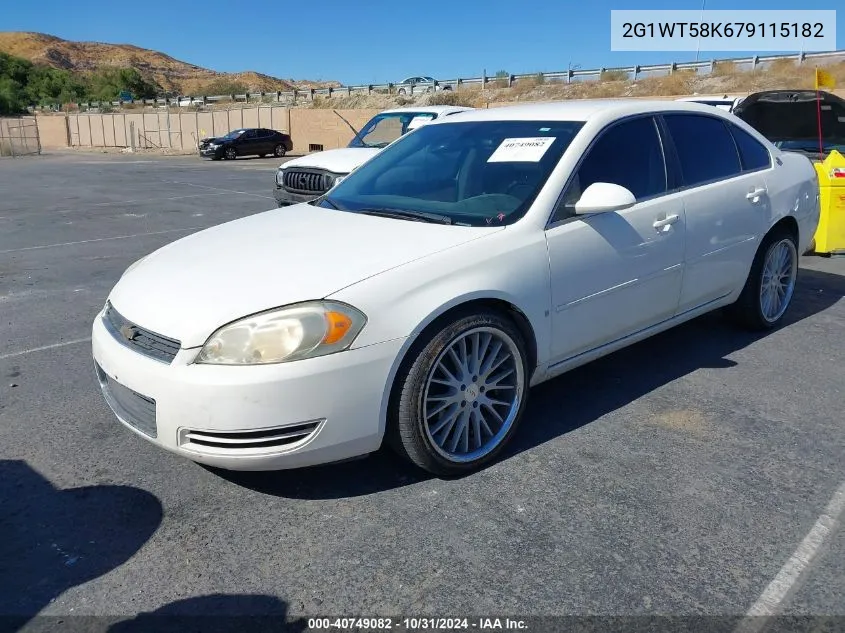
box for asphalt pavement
[1,151,843,630]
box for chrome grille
[282,169,328,194]
[179,421,322,451]
[95,363,157,438]
[103,303,181,364]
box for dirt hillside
[0,31,339,94]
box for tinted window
[663,114,741,186]
[321,120,584,226]
[727,123,771,171]
[561,116,667,213]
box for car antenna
[332,110,367,146]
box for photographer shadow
[0,460,162,630]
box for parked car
[93,100,819,476]
[396,76,453,95]
[199,128,293,160]
[675,96,744,112]
[273,105,472,207]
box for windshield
[219,129,246,140]
[320,119,585,226]
[347,112,437,148]
[774,139,845,155]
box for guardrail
[31,49,845,112]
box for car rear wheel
[388,309,529,476]
[224,147,237,160]
[274,144,286,157]
[398,88,406,95]
[726,227,798,330]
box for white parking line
[0,227,201,255]
[734,481,845,633]
[0,337,92,361]
[162,180,275,200]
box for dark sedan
[199,128,293,160]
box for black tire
[387,309,530,476]
[725,227,799,331]
[398,88,406,95]
[274,144,286,158]
[224,146,237,160]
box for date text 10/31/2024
[308,617,528,630]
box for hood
[732,90,845,144]
[108,205,501,347]
[280,147,381,174]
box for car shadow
[210,265,845,500]
[0,460,163,631]
[106,594,307,633]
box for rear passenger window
[560,116,667,214]
[663,114,742,187]
[727,123,771,171]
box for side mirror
[574,182,636,214]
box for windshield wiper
[309,195,345,210]
[358,208,454,224]
[332,110,370,147]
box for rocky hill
[0,31,339,95]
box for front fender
[332,228,552,374]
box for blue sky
[3,0,842,85]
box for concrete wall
[288,109,379,153]
[35,115,70,148]
[44,106,380,154]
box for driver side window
[553,116,668,222]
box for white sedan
[92,100,820,476]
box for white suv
[273,105,472,207]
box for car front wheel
[224,147,237,160]
[727,227,798,330]
[388,309,529,476]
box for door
[237,129,259,154]
[660,113,771,312]
[258,129,276,154]
[545,115,686,365]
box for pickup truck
[273,105,472,207]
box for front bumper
[273,187,322,207]
[199,146,222,158]
[91,309,406,471]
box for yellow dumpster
[813,149,845,255]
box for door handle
[653,214,680,230]
[746,187,767,202]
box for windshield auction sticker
[487,137,556,162]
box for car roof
[426,99,740,124]
[379,105,474,115]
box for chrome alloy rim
[760,238,797,323]
[422,327,525,463]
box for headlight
[321,174,347,189]
[209,143,220,149]
[195,301,367,365]
[276,169,285,186]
